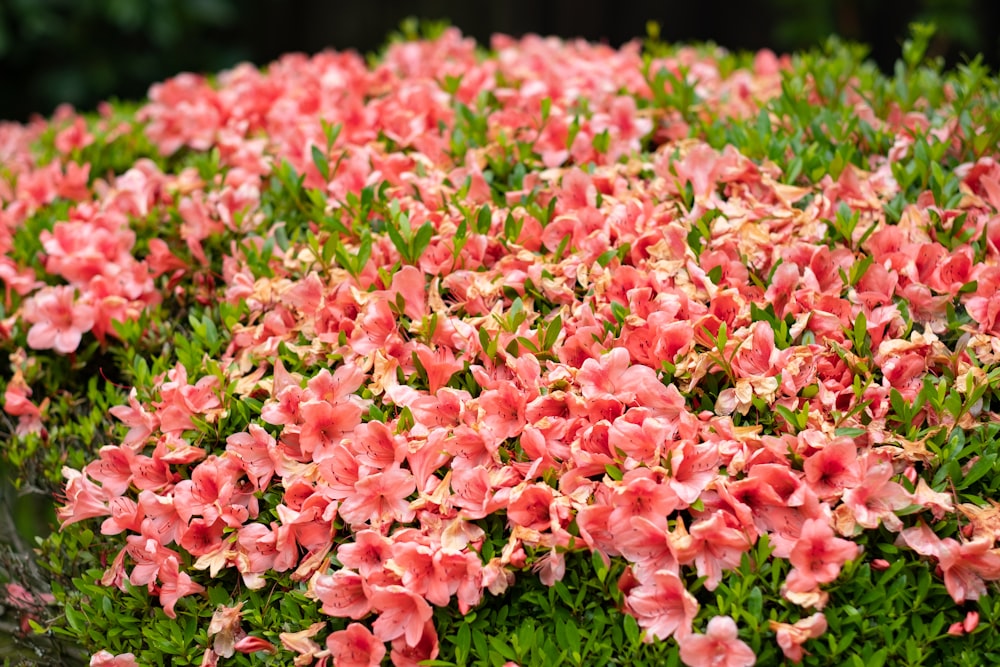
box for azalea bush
[2,19,1000,667]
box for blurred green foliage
[0,0,249,121]
[0,0,996,122]
[769,0,987,60]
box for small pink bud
[871,559,891,571]
[947,622,964,636]
[964,611,979,633]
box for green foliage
[0,0,248,121]
[3,18,1000,667]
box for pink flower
[207,603,244,658]
[389,264,428,321]
[55,116,95,154]
[349,420,403,469]
[58,468,110,528]
[678,616,755,667]
[390,618,439,667]
[623,569,698,641]
[85,445,136,497]
[964,610,980,633]
[786,518,859,591]
[3,372,43,436]
[311,569,372,619]
[108,388,158,449]
[138,490,185,546]
[840,458,911,531]
[23,285,95,354]
[233,635,277,655]
[338,530,394,578]
[369,584,434,647]
[414,343,464,393]
[688,511,751,591]
[279,621,327,666]
[157,555,205,619]
[226,424,279,490]
[122,535,181,587]
[577,347,634,401]
[897,524,1000,602]
[802,440,860,499]
[326,623,385,667]
[607,412,674,466]
[769,613,827,663]
[89,651,139,667]
[101,496,143,535]
[477,382,528,443]
[608,468,679,528]
[338,465,416,527]
[507,483,556,532]
[298,398,362,455]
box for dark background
[0,0,997,122]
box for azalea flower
[840,458,911,531]
[623,569,698,641]
[157,555,205,619]
[368,584,434,647]
[769,613,827,663]
[897,524,1000,602]
[89,651,139,667]
[688,510,752,590]
[23,285,95,354]
[226,424,279,490]
[786,518,859,591]
[338,530,394,577]
[678,615,755,667]
[802,439,861,499]
[310,568,372,619]
[3,370,44,435]
[390,618,440,667]
[58,467,110,528]
[325,623,385,667]
[207,602,244,658]
[338,464,416,527]
[279,621,329,667]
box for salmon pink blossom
[338,464,416,527]
[157,555,206,619]
[678,615,755,667]
[89,651,139,667]
[369,584,434,646]
[390,618,440,667]
[770,613,827,663]
[311,568,372,619]
[23,285,95,354]
[623,569,698,641]
[325,623,385,667]
[786,518,860,592]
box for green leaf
[543,314,562,351]
[456,622,471,663]
[311,144,329,181]
[475,205,492,235]
[413,221,434,260]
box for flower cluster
[3,24,1000,667]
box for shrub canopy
[2,22,1000,667]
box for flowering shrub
[2,20,1000,667]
